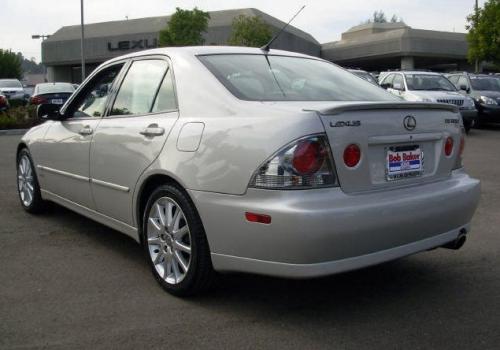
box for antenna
[261,5,306,52]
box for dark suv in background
[446,73,500,125]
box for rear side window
[111,60,168,116]
[199,54,398,102]
[151,69,177,112]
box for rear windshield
[36,83,75,94]
[0,80,22,88]
[199,54,397,101]
[470,76,500,91]
[405,74,456,91]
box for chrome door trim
[91,178,130,193]
[37,165,130,193]
[37,165,90,182]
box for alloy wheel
[147,197,192,285]
[18,155,34,207]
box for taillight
[444,136,454,157]
[292,140,326,175]
[343,144,361,168]
[30,96,47,105]
[249,134,338,189]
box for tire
[142,184,215,296]
[464,121,471,134]
[16,148,46,213]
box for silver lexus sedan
[16,47,480,296]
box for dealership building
[42,8,471,83]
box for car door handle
[140,125,165,137]
[78,126,93,136]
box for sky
[0,0,486,63]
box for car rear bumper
[189,169,480,278]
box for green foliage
[0,105,39,130]
[466,0,500,66]
[363,10,402,24]
[159,7,210,46]
[228,15,273,47]
[0,49,23,79]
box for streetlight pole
[80,0,86,82]
[474,0,479,73]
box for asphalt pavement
[0,126,499,349]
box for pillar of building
[400,56,415,70]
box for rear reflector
[343,144,361,167]
[245,212,272,224]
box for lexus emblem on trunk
[403,116,417,131]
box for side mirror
[380,83,391,89]
[37,104,64,120]
[459,84,468,91]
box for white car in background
[380,71,477,132]
[0,79,26,103]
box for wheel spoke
[147,235,162,246]
[171,257,180,282]
[173,225,188,240]
[174,251,189,272]
[148,217,162,234]
[153,252,164,265]
[166,201,174,227]
[26,183,34,192]
[171,209,181,231]
[155,203,166,227]
[173,239,191,254]
[164,260,172,279]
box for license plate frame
[386,145,423,181]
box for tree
[466,0,500,67]
[0,49,22,79]
[159,7,210,46]
[228,15,273,47]
[363,11,402,24]
[373,10,387,23]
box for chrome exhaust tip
[442,228,467,250]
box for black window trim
[104,54,179,119]
[60,60,128,120]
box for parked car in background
[380,71,477,132]
[17,47,480,296]
[446,73,500,125]
[348,69,379,85]
[0,79,26,104]
[29,82,76,115]
[0,93,9,111]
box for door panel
[90,58,178,225]
[90,113,177,224]
[39,64,125,207]
[38,119,100,208]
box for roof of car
[104,46,319,65]
[384,71,442,75]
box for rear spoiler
[304,102,459,115]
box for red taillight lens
[249,135,338,189]
[30,96,47,105]
[292,140,325,175]
[444,137,454,156]
[343,144,361,167]
[245,212,271,224]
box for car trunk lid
[306,102,462,193]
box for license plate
[386,146,423,180]
[51,99,63,104]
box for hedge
[0,105,41,130]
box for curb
[0,129,28,136]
